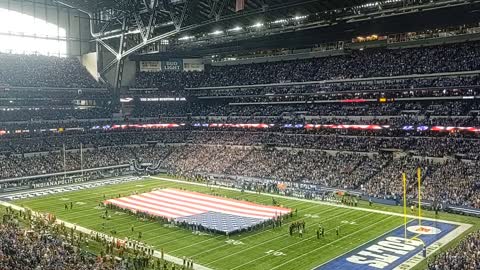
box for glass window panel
[0,8,67,56]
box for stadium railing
[447,206,480,217]
[184,70,480,91]
[0,164,131,192]
[176,170,480,217]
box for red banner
[236,0,245,12]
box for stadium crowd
[2,99,479,122]
[1,143,479,209]
[0,108,114,122]
[1,129,480,157]
[0,43,480,123]
[135,41,480,88]
[127,99,480,125]
[427,230,480,270]
[0,222,122,270]
[0,40,479,269]
[179,76,480,97]
[0,53,103,88]
[0,145,173,179]
[159,145,480,208]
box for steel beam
[100,57,118,76]
[133,12,146,39]
[97,39,118,58]
[207,0,227,20]
[144,0,160,40]
[113,16,129,94]
[96,41,105,83]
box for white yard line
[313,221,408,270]
[169,200,310,253]
[266,215,398,270]
[198,206,354,264]
[151,176,468,226]
[206,210,375,268]
[39,188,304,230]
[9,180,172,223]
[151,176,474,270]
[3,175,473,270]
[0,201,213,270]
[392,222,472,270]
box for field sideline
[12,175,477,270]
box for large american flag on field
[104,188,291,220]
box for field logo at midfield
[316,220,457,270]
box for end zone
[315,219,471,270]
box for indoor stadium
[0,0,479,269]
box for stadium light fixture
[228,26,243,32]
[293,15,307,20]
[272,19,288,24]
[252,22,263,28]
[178,36,194,41]
[210,30,224,35]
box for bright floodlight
[211,30,224,35]
[179,36,193,40]
[229,26,242,32]
[272,19,288,24]
[293,15,307,20]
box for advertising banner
[162,59,183,71]
[140,61,161,72]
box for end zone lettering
[346,237,423,269]
[316,220,457,270]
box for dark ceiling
[58,0,444,32]
[55,0,480,59]
[132,2,480,59]
[57,0,386,21]
[212,3,480,53]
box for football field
[12,176,471,270]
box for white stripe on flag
[106,199,179,218]
[161,189,290,214]
[130,195,204,216]
[144,192,272,219]
[118,197,196,217]
[153,191,274,218]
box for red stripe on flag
[104,188,292,220]
[130,195,204,216]
[116,197,196,217]
[105,199,179,218]
[162,188,291,213]
[146,191,274,219]
[155,191,280,218]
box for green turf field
[12,176,479,270]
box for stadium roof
[58,0,480,33]
[57,0,398,21]
[54,0,480,86]
[57,0,480,53]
